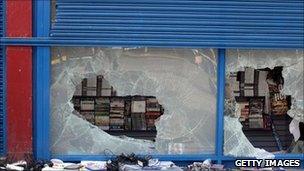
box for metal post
[215,49,226,163]
[33,0,51,160]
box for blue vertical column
[33,0,51,160]
[215,49,226,163]
[0,0,7,156]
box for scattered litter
[81,161,107,170]
[5,164,24,171]
[50,159,64,169]
[187,159,227,171]
[202,159,212,168]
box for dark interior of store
[229,66,294,153]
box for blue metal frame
[8,0,301,168]
[0,0,7,156]
[33,0,51,160]
[215,49,225,164]
[50,49,230,164]
[0,38,302,49]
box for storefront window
[50,47,218,155]
[224,49,304,158]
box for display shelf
[72,91,163,141]
[105,130,156,133]
[79,110,95,112]
[242,127,272,131]
[72,95,156,98]
[105,130,157,141]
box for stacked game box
[80,99,95,111]
[95,97,110,130]
[238,102,250,122]
[271,93,289,115]
[109,98,125,130]
[145,97,162,130]
[248,98,264,129]
[82,77,97,96]
[124,97,132,130]
[80,98,95,124]
[97,75,113,96]
[131,98,146,130]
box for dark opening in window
[71,75,164,141]
[228,66,295,153]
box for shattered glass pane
[51,47,218,155]
[224,49,304,158]
[71,75,164,140]
[226,49,304,123]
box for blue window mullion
[33,0,51,160]
[216,49,226,163]
[0,0,7,156]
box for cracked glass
[51,47,218,155]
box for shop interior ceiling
[50,48,303,159]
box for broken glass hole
[71,75,164,141]
[227,66,295,153]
